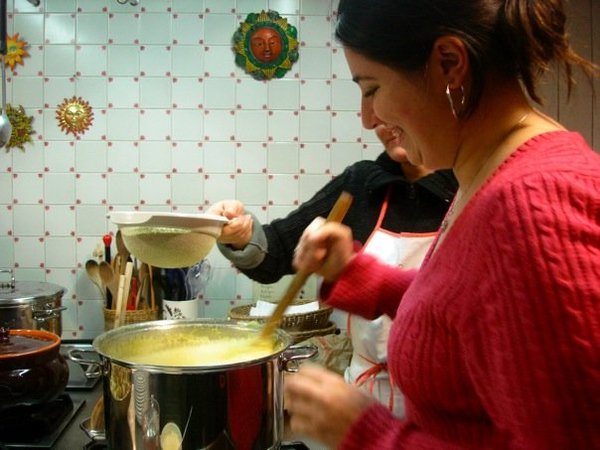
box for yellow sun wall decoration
[5,33,30,70]
[4,104,34,152]
[56,96,94,137]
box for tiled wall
[0,0,385,339]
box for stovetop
[82,442,312,450]
[0,394,85,449]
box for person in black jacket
[208,124,457,416]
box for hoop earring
[445,84,465,119]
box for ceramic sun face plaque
[233,10,299,81]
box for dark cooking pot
[0,327,69,412]
[0,269,67,336]
[93,319,317,450]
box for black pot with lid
[0,268,67,336]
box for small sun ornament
[56,96,94,137]
[4,104,34,152]
[5,33,30,71]
[233,10,299,81]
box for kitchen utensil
[260,191,353,341]
[0,327,69,412]
[115,230,130,275]
[0,269,67,335]
[92,319,317,450]
[85,259,105,298]
[109,211,228,268]
[103,234,113,307]
[0,0,11,149]
[99,260,118,302]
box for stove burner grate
[0,394,84,449]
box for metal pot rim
[93,318,293,374]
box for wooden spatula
[259,191,353,340]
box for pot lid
[0,281,66,306]
[0,327,59,357]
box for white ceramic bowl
[109,211,228,268]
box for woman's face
[345,48,455,170]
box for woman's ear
[430,36,469,89]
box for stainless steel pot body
[0,269,66,335]
[93,319,317,450]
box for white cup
[162,298,199,320]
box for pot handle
[33,305,68,323]
[279,344,318,373]
[67,348,103,379]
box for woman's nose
[360,97,383,130]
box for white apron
[343,189,436,417]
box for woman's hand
[292,219,356,283]
[207,200,253,249]
[284,363,376,449]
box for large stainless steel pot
[0,269,66,335]
[93,319,317,450]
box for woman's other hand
[207,200,253,249]
[284,363,375,449]
[292,218,356,283]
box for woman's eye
[363,87,378,98]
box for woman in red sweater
[284,0,600,449]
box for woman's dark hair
[335,0,598,116]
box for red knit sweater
[323,132,600,449]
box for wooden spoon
[85,260,106,299]
[99,261,118,306]
[259,191,353,341]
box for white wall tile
[13,204,45,236]
[139,173,171,205]
[107,172,140,204]
[107,141,139,172]
[204,77,236,109]
[139,13,172,45]
[13,13,45,44]
[235,109,267,141]
[107,45,141,76]
[46,204,77,236]
[75,77,108,107]
[139,141,171,172]
[139,109,172,140]
[44,173,76,204]
[235,173,267,204]
[202,46,233,77]
[13,172,44,204]
[203,172,236,205]
[267,173,298,204]
[0,173,12,203]
[298,47,331,79]
[300,78,330,110]
[46,0,77,13]
[235,141,266,173]
[75,173,107,204]
[267,142,298,173]
[235,78,267,109]
[77,13,109,45]
[268,110,298,141]
[172,46,204,76]
[203,141,236,173]
[14,236,45,268]
[172,142,203,173]
[74,205,106,236]
[236,0,268,14]
[172,0,205,14]
[78,0,109,13]
[12,77,44,107]
[12,45,43,77]
[205,0,235,14]
[171,109,204,140]
[0,238,15,268]
[172,77,203,108]
[107,77,139,107]
[105,108,140,140]
[268,0,300,15]
[299,143,329,174]
[203,109,234,141]
[299,173,332,202]
[45,13,76,44]
[45,236,78,267]
[171,173,204,205]
[300,0,331,15]
[172,14,204,45]
[139,77,172,108]
[299,110,330,142]
[108,13,139,45]
[331,78,359,111]
[204,14,237,45]
[45,78,77,108]
[267,78,299,109]
[330,142,363,175]
[76,45,108,76]
[139,45,171,76]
